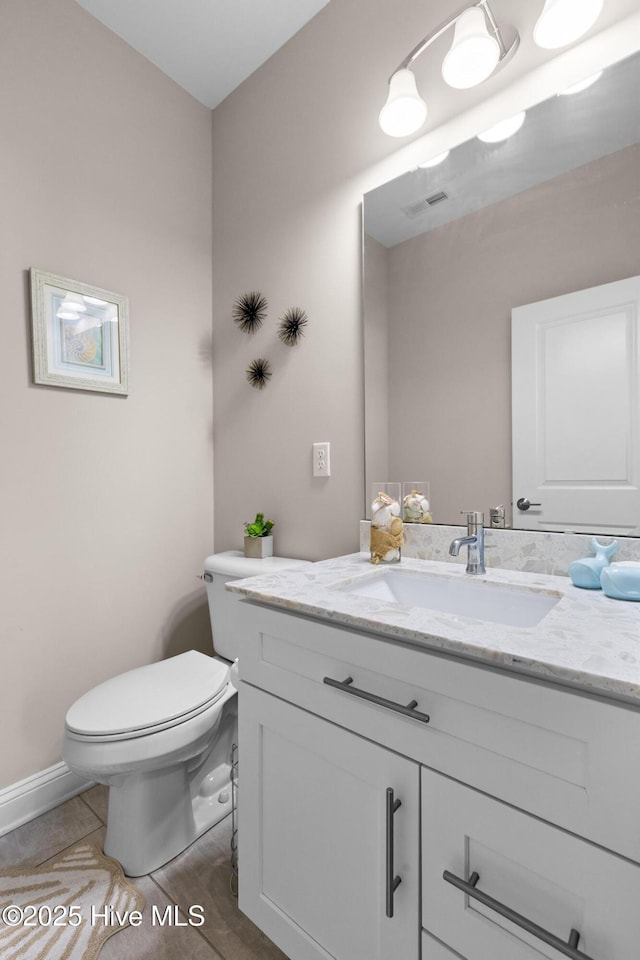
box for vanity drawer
[237,601,640,863]
[422,768,640,960]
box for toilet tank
[203,551,311,660]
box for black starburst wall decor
[278,306,308,346]
[233,291,268,334]
[246,357,272,390]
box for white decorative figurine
[403,489,432,524]
[370,491,403,563]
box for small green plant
[244,513,275,538]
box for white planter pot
[244,535,274,559]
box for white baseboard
[0,762,92,838]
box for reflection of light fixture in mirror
[378,1,519,138]
[558,71,603,95]
[60,293,87,313]
[56,309,80,320]
[441,8,500,89]
[418,150,450,168]
[477,110,526,142]
[83,295,108,306]
[533,0,604,50]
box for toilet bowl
[63,551,309,876]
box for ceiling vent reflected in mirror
[402,192,449,220]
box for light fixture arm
[392,0,517,80]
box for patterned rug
[0,842,144,960]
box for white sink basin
[335,568,560,628]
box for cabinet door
[422,929,468,958]
[422,768,640,959]
[239,683,420,960]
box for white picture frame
[30,269,130,395]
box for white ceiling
[75,0,330,109]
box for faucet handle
[461,510,484,525]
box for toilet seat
[65,651,229,741]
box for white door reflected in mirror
[511,275,640,536]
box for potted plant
[244,513,275,559]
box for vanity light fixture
[379,0,607,138]
[477,110,526,143]
[533,0,604,50]
[379,0,519,138]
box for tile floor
[0,786,289,959]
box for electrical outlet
[313,442,331,477]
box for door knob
[516,497,541,511]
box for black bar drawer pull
[443,870,596,960]
[386,788,402,918]
[322,676,430,723]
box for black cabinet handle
[323,676,430,723]
[443,870,596,960]
[386,788,402,918]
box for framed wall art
[30,269,130,395]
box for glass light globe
[379,69,427,138]
[558,71,603,95]
[533,0,604,50]
[418,151,450,168]
[477,111,526,143]
[441,8,500,89]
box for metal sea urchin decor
[277,306,308,346]
[233,291,268,334]
[246,357,272,390]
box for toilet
[63,550,309,876]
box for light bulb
[533,0,604,50]
[441,7,500,89]
[379,69,427,138]
[477,111,526,143]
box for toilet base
[103,696,238,876]
[104,761,233,876]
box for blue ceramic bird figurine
[569,537,618,589]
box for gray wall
[0,0,214,788]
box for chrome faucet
[449,511,486,575]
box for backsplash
[359,521,640,577]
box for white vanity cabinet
[236,600,640,960]
[239,686,420,960]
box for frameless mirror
[363,51,640,535]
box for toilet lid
[66,651,230,738]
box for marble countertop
[228,553,640,703]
